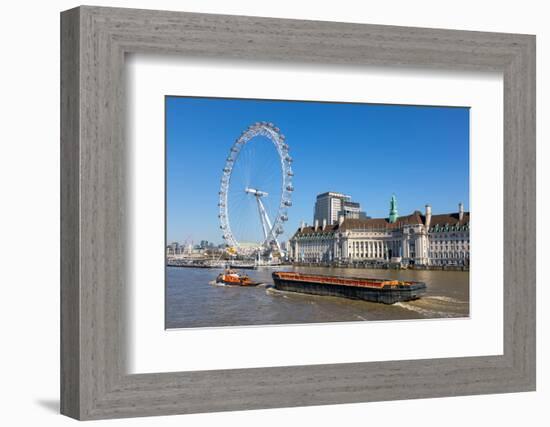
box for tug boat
[272,272,426,304]
[216,269,260,286]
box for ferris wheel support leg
[256,196,270,242]
[256,197,281,252]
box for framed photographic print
[164,97,471,330]
[61,6,536,420]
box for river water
[166,266,469,329]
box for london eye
[218,122,293,254]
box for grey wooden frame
[61,5,536,420]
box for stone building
[289,196,469,267]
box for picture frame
[60,5,536,420]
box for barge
[271,272,426,304]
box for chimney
[338,215,345,226]
[425,204,432,229]
[299,220,304,232]
[459,202,464,221]
[314,219,319,231]
[322,218,327,230]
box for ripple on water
[425,295,469,304]
[394,296,469,318]
[166,266,469,328]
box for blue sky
[166,96,469,245]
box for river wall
[291,261,469,272]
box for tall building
[291,196,469,267]
[341,200,364,219]
[314,192,365,225]
[166,242,181,256]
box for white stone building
[289,198,469,267]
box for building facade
[313,192,366,225]
[166,242,183,256]
[290,197,469,267]
[341,200,367,219]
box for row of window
[295,238,470,255]
[432,240,468,245]
[349,254,385,259]
[350,241,388,247]
[430,260,469,266]
[430,244,469,251]
[429,251,469,259]
[430,233,469,239]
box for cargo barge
[272,272,426,304]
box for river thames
[166,266,469,329]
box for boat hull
[272,273,426,304]
[216,279,260,287]
[215,272,261,286]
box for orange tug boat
[216,269,260,287]
[272,271,427,304]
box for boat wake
[424,295,468,304]
[394,302,461,318]
[209,280,231,287]
[265,287,292,298]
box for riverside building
[289,195,469,267]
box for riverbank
[167,259,467,271]
[167,259,291,269]
[291,261,469,271]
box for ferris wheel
[218,122,293,252]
